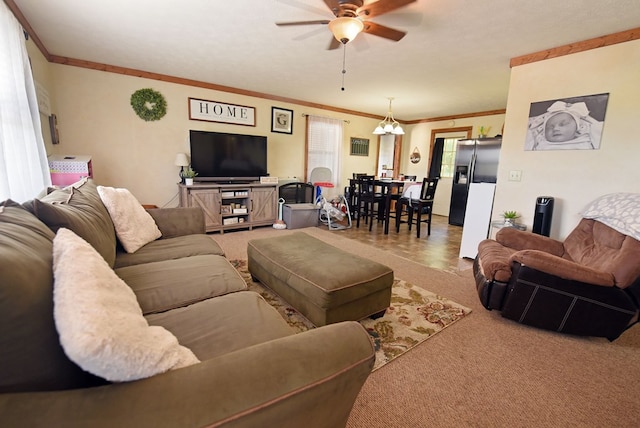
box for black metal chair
[395,178,439,237]
[278,182,314,204]
[355,175,384,231]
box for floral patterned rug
[230,260,472,371]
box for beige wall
[43,64,382,206]
[495,39,640,239]
[403,114,506,216]
[28,37,639,236]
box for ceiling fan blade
[323,0,342,17]
[292,26,329,42]
[276,0,334,17]
[358,0,416,19]
[328,36,341,50]
[362,21,407,41]
[276,20,331,26]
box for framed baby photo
[524,93,609,151]
[271,107,293,134]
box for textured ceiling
[12,0,640,121]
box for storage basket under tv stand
[178,182,277,233]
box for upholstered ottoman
[247,232,393,326]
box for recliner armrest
[496,228,565,256]
[510,249,615,286]
[146,207,205,238]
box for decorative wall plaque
[188,97,256,126]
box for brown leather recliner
[474,218,640,340]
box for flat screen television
[189,130,267,182]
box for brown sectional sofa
[0,179,375,427]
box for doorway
[375,134,402,178]
[429,126,472,216]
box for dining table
[349,178,418,235]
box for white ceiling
[12,0,640,121]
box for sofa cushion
[31,185,117,267]
[116,254,248,314]
[53,228,200,382]
[114,234,225,268]
[97,186,162,253]
[0,201,102,393]
[146,291,295,360]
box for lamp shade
[392,125,405,135]
[174,153,189,167]
[328,17,364,44]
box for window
[306,115,343,199]
[0,2,51,202]
[439,137,461,178]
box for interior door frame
[428,126,473,177]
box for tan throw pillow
[97,186,162,253]
[52,228,200,382]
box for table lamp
[174,153,189,183]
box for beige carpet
[211,226,640,428]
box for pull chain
[341,43,347,91]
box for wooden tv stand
[178,182,277,233]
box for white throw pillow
[97,186,162,253]
[52,228,200,382]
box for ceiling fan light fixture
[328,17,364,44]
[373,97,405,135]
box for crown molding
[510,26,640,67]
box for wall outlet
[509,170,522,181]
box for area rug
[230,259,472,371]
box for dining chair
[395,178,439,237]
[345,173,367,216]
[355,175,384,231]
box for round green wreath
[130,88,167,121]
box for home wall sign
[188,97,256,127]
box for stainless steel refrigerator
[448,137,502,226]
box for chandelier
[373,97,405,135]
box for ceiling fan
[276,0,416,50]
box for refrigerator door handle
[468,153,476,185]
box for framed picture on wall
[271,107,293,134]
[350,137,369,156]
[525,93,609,151]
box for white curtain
[0,1,51,203]
[306,115,343,199]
